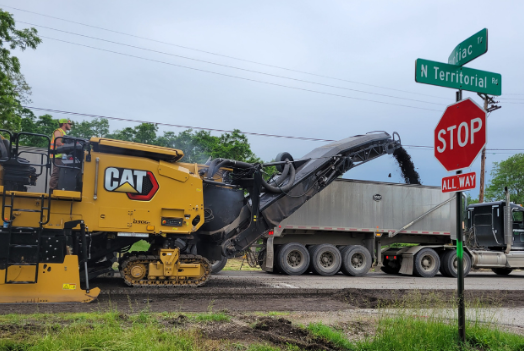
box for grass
[223,258,262,272]
[356,315,524,351]
[2,299,524,351]
[308,322,355,350]
[193,312,231,322]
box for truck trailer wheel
[308,244,342,276]
[439,250,471,278]
[210,255,228,274]
[413,248,440,277]
[492,268,513,276]
[277,243,310,275]
[340,245,372,276]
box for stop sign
[434,98,486,171]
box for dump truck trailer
[257,179,524,278]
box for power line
[20,21,445,107]
[4,4,450,100]
[24,106,524,153]
[39,36,442,112]
[404,145,524,151]
[23,106,338,142]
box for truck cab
[467,201,524,251]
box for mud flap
[0,255,100,304]
[399,253,414,275]
[266,236,274,270]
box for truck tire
[413,248,440,277]
[439,250,471,278]
[277,243,310,275]
[340,245,372,276]
[492,268,513,276]
[210,255,228,274]
[308,244,342,276]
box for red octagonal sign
[434,98,486,172]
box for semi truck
[255,179,524,278]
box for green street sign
[448,28,488,66]
[415,58,501,95]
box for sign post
[418,28,499,345]
[455,91,465,344]
[434,95,486,343]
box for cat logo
[104,167,159,201]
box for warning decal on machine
[62,284,77,290]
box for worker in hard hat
[49,118,72,190]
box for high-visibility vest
[50,128,66,158]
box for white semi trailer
[256,179,524,278]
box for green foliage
[357,316,524,351]
[466,193,479,205]
[156,129,261,164]
[486,153,524,204]
[156,129,216,163]
[19,114,57,147]
[18,115,270,167]
[128,240,150,253]
[307,322,354,350]
[0,9,41,132]
[69,118,109,140]
[193,312,230,322]
[107,123,159,144]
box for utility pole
[477,93,502,203]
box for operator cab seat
[0,137,37,192]
[54,143,85,193]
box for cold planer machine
[0,130,400,303]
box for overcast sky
[5,1,524,198]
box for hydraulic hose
[206,158,254,179]
[261,161,296,193]
[274,162,290,186]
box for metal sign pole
[455,89,466,343]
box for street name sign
[442,172,476,193]
[448,28,488,66]
[415,59,501,95]
[434,98,487,171]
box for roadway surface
[208,270,524,291]
[2,270,523,315]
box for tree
[466,194,479,205]
[19,114,57,147]
[156,129,212,163]
[0,10,41,131]
[69,118,109,139]
[485,153,524,204]
[107,123,158,144]
[156,128,262,164]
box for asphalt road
[211,270,524,290]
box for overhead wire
[24,106,524,153]
[38,36,443,112]
[19,21,445,107]
[2,4,451,100]
[6,5,524,103]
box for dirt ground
[2,287,523,315]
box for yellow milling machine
[0,130,401,303]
